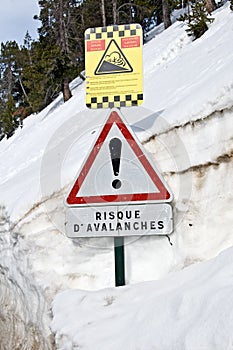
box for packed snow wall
[13,104,233,288]
[0,208,53,350]
[143,106,233,269]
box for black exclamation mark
[109,138,122,189]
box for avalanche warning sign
[95,39,133,75]
[85,23,143,109]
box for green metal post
[114,236,125,286]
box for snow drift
[52,246,233,350]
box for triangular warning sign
[66,109,173,206]
[95,39,133,75]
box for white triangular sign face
[66,109,173,206]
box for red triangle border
[66,110,172,205]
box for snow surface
[0,2,233,349]
[52,246,233,350]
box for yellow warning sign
[85,23,143,109]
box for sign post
[64,24,173,287]
[114,237,125,286]
[85,23,144,286]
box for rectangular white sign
[65,203,173,238]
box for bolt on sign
[85,24,143,109]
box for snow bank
[52,246,233,350]
[0,207,52,349]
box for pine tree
[1,95,21,138]
[21,41,63,112]
[105,1,158,35]
[0,41,26,138]
[0,99,5,141]
[179,0,214,40]
[230,0,233,11]
[132,0,158,31]
[35,0,101,103]
[0,42,20,100]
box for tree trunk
[62,78,72,102]
[112,0,117,24]
[162,0,172,29]
[18,75,32,107]
[7,66,13,97]
[58,0,69,53]
[205,0,217,13]
[156,0,163,25]
[101,0,106,27]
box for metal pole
[114,236,125,286]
